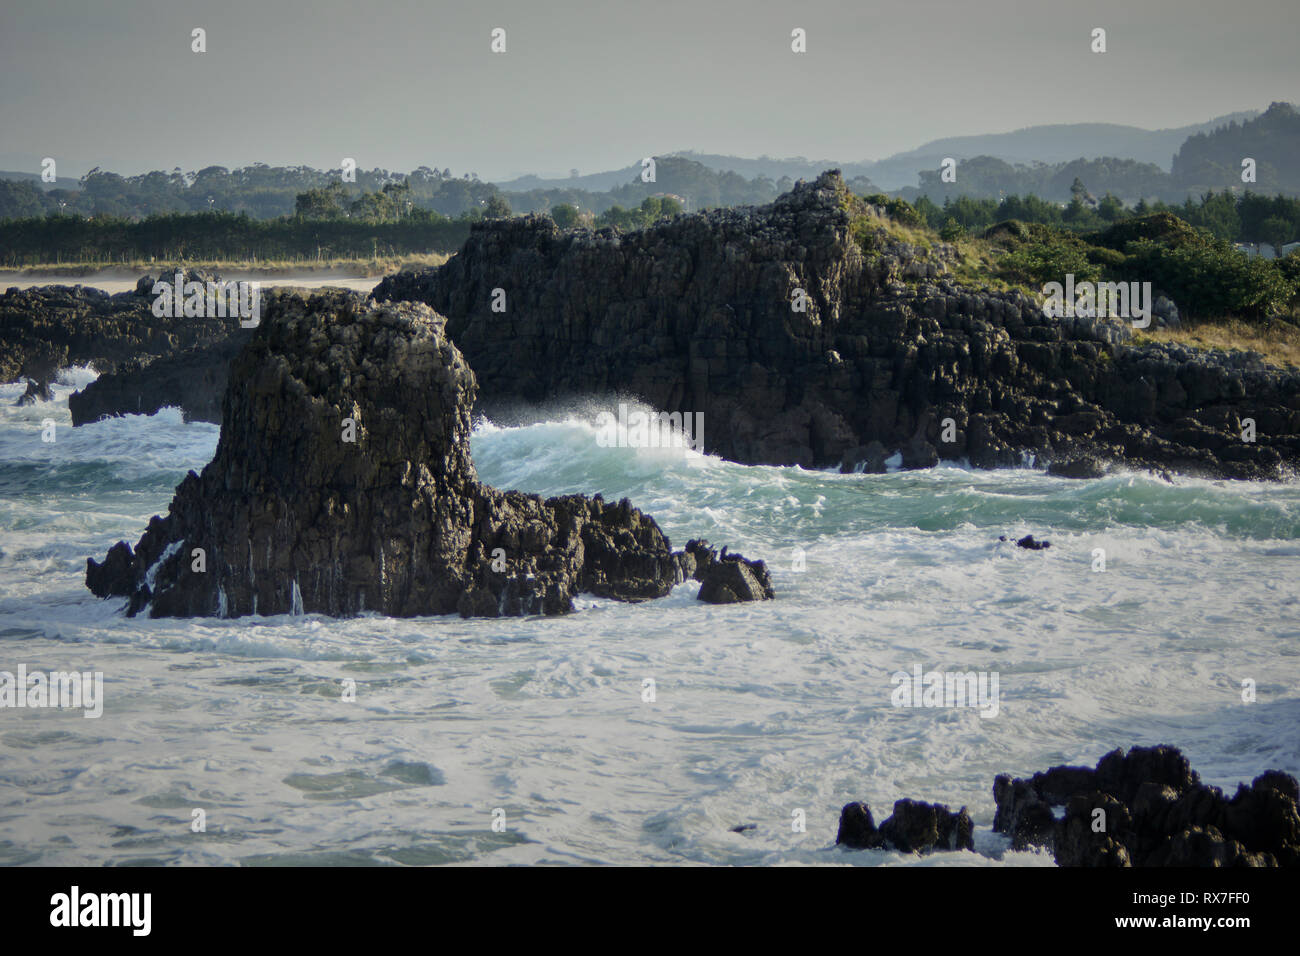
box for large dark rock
[993,745,1300,866]
[836,798,975,854]
[373,171,1300,480]
[835,802,878,849]
[0,275,242,387]
[85,292,773,618]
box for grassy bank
[849,194,1300,371]
[1135,317,1300,370]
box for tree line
[0,208,474,266]
[901,187,1300,247]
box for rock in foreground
[994,745,1300,866]
[85,293,773,618]
[836,799,975,854]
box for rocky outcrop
[677,539,775,604]
[84,291,773,618]
[374,171,1300,480]
[10,348,61,406]
[993,746,1300,866]
[836,799,975,853]
[69,330,252,425]
[835,746,1296,864]
[14,376,54,406]
[0,273,242,387]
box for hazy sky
[1,0,1297,180]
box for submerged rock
[840,440,887,474]
[1047,455,1107,479]
[11,351,60,406]
[999,534,1051,550]
[993,746,1300,866]
[85,292,772,618]
[680,539,775,604]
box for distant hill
[903,155,1175,204]
[892,103,1300,203]
[863,111,1259,189]
[3,105,1296,223]
[0,169,81,190]
[495,165,642,193]
[1173,102,1300,195]
[660,152,878,184]
[620,112,1259,193]
[500,156,802,215]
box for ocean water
[1,375,1298,867]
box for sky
[1,0,1297,181]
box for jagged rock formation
[12,349,59,406]
[836,799,975,853]
[679,539,775,603]
[14,378,54,406]
[0,273,241,387]
[84,291,773,618]
[374,170,1299,480]
[993,745,1300,866]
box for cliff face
[85,291,772,618]
[375,171,1300,479]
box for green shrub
[996,231,1104,287]
[849,215,877,251]
[1121,237,1295,318]
[885,197,923,227]
[1088,213,1205,251]
[550,203,580,229]
[1085,246,1128,270]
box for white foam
[0,407,1297,865]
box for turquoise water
[0,380,1297,865]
